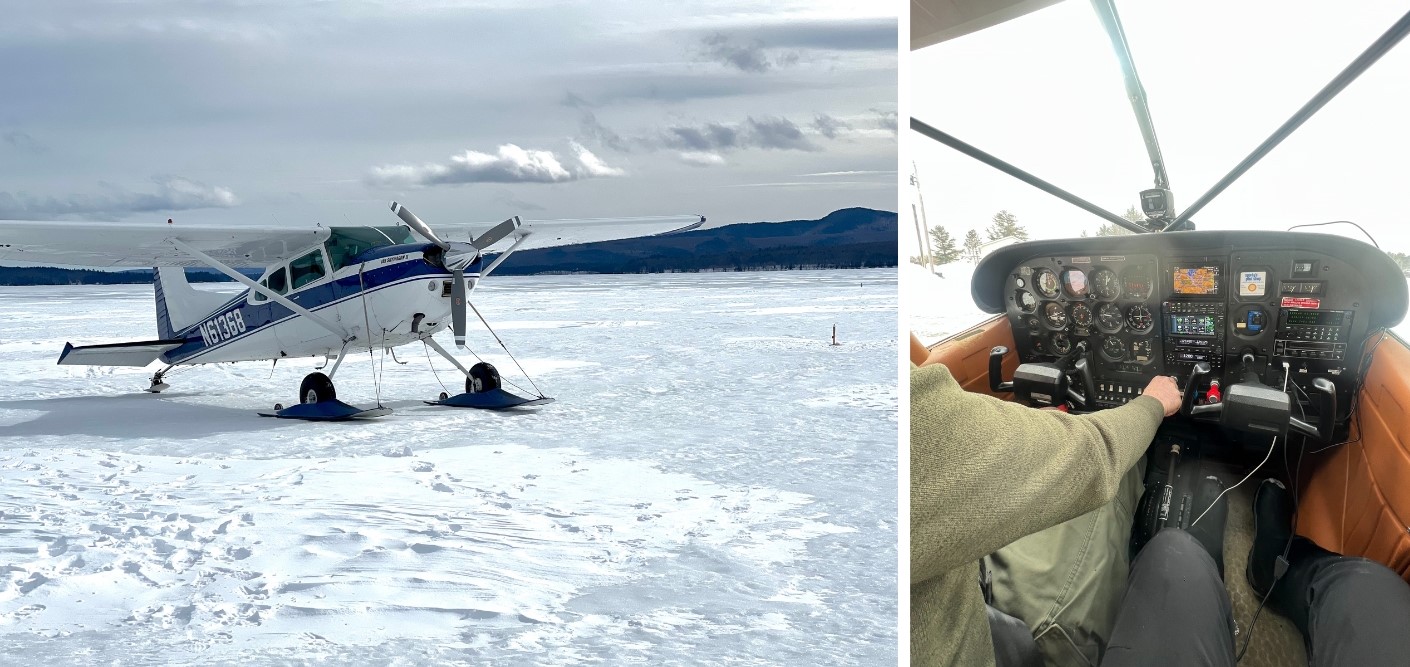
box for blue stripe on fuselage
[161,251,478,364]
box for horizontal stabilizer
[57,339,186,367]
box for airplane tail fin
[154,267,232,338]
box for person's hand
[1143,375,1181,417]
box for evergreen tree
[963,229,983,261]
[929,225,963,264]
[1097,206,1142,236]
[985,210,1029,241]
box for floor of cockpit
[1145,424,1307,667]
[1222,480,1307,667]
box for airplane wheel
[299,372,336,404]
[467,362,501,394]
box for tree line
[912,210,1029,267]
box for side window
[251,267,288,303]
[288,250,326,291]
[268,267,288,294]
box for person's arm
[910,363,1178,584]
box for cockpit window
[288,250,326,291]
[325,226,416,271]
[268,266,288,294]
[252,266,289,303]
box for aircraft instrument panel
[969,230,1408,420]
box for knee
[1317,557,1410,602]
[1135,529,1218,576]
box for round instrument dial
[1122,266,1153,301]
[1034,269,1061,298]
[1090,268,1120,301]
[1127,304,1154,333]
[1016,290,1038,313]
[1042,302,1068,329]
[1070,302,1093,328]
[1096,303,1124,333]
[1061,268,1088,298]
[1051,332,1072,356]
[1101,336,1126,361]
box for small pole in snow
[831,324,840,346]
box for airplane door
[915,314,1019,399]
[1296,331,1410,582]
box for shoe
[1247,478,1295,597]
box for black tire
[299,372,336,404]
[467,362,501,394]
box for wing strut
[909,119,1147,235]
[479,234,529,279]
[167,238,353,342]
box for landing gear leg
[146,365,173,393]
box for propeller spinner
[389,202,521,348]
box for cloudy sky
[0,0,896,229]
[909,0,1410,255]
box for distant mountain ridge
[0,208,897,285]
[490,207,897,275]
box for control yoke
[989,344,1096,410]
[1180,360,1338,442]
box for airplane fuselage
[161,242,475,365]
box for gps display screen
[1168,314,1217,337]
[1173,266,1220,295]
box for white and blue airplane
[0,203,703,420]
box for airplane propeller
[390,202,522,348]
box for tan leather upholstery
[1297,332,1410,582]
[915,314,1018,398]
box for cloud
[662,122,741,152]
[812,113,851,139]
[1,130,46,153]
[697,33,798,73]
[578,111,630,153]
[871,108,898,135]
[656,116,818,153]
[368,143,625,187]
[678,151,726,167]
[569,141,624,177]
[0,176,238,220]
[725,18,897,52]
[745,116,817,151]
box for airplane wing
[434,215,706,252]
[0,220,330,268]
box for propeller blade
[390,201,449,250]
[451,268,467,348]
[471,216,522,250]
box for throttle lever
[1180,362,1222,419]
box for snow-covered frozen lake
[0,269,898,665]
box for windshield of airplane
[325,226,417,271]
[907,0,1410,346]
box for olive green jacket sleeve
[910,362,1165,585]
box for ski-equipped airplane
[0,203,703,420]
